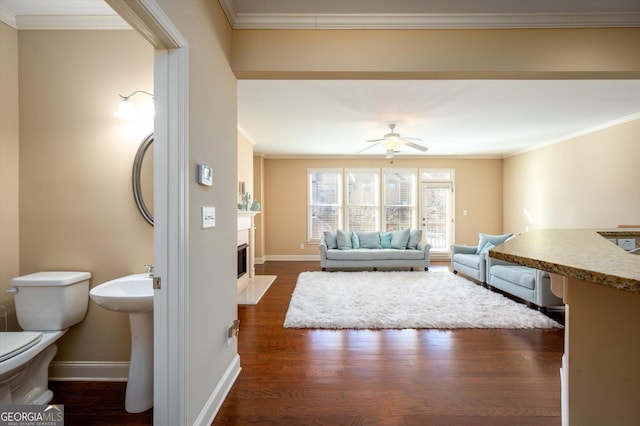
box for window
[383,169,417,231]
[308,169,342,241]
[345,169,379,232]
[308,168,431,242]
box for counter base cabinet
[563,277,640,426]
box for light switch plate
[618,238,636,251]
[202,206,215,228]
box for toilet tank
[10,271,91,331]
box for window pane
[348,206,379,232]
[421,170,453,181]
[311,172,340,204]
[385,206,413,231]
[311,206,339,238]
[309,170,342,241]
[383,169,417,231]
[346,170,379,231]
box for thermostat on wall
[198,164,213,186]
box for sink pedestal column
[126,311,153,413]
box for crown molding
[0,4,16,28]
[224,11,640,30]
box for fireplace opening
[237,243,248,278]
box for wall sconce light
[114,90,154,120]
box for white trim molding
[49,361,129,382]
[265,254,320,262]
[193,355,241,426]
[219,7,640,30]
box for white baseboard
[49,361,129,381]
[264,254,319,262]
[193,354,241,426]
[255,256,266,265]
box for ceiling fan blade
[400,136,423,143]
[403,141,429,152]
[357,142,382,153]
[366,138,386,143]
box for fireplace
[237,243,248,278]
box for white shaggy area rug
[283,271,562,329]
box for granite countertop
[489,228,640,294]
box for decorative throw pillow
[407,229,423,249]
[351,232,360,249]
[480,241,495,254]
[391,228,411,250]
[380,232,392,249]
[357,232,382,249]
[476,232,513,254]
[323,231,338,249]
[336,229,352,250]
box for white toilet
[0,271,90,405]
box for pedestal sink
[90,273,153,413]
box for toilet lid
[0,332,42,362]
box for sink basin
[89,273,153,313]
[90,273,154,413]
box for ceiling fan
[359,124,428,159]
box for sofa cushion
[476,233,513,254]
[326,248,424,261]
[357,232,382,249]
[380,232,392,248]
[391,229,411,249]
[337,229,352,250]
[490,265,536,290]
[351,232,360,249]
[407,229,423,249]
[323,231,338,249]
[453,253,481,269]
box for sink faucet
[144,264,155,278]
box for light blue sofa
[487,256,563,310]
[319,229,431,271]
[451,233,514,283]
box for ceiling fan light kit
[360,123,428,159]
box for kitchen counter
[488,228,640,426]
[489,228,640,293]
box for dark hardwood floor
[48,261,564,425]
[214,261,564,425]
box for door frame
[105,1,188,424]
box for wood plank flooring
[47,261,564,425]
[214,261,564,425]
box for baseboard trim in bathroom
[49,361,129,381]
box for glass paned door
[421,183,453,251]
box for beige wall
[263,157,503,257]
[18,30,153,361]
[232,28,640,79]
[154,1,237,422]
[237,131,254,203]
[0,21,19,330]
[503,119,640,233]
[253,155,265,260]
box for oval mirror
[132,133,154,226]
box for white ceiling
[239,80,640,157]
[2,1,640,158]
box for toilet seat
[0,332,43,362]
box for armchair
[451,244,487,283]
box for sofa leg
[453,270,458,274]
[424,267,429,271]
[321,267,326,271]
[373,267,378,271]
